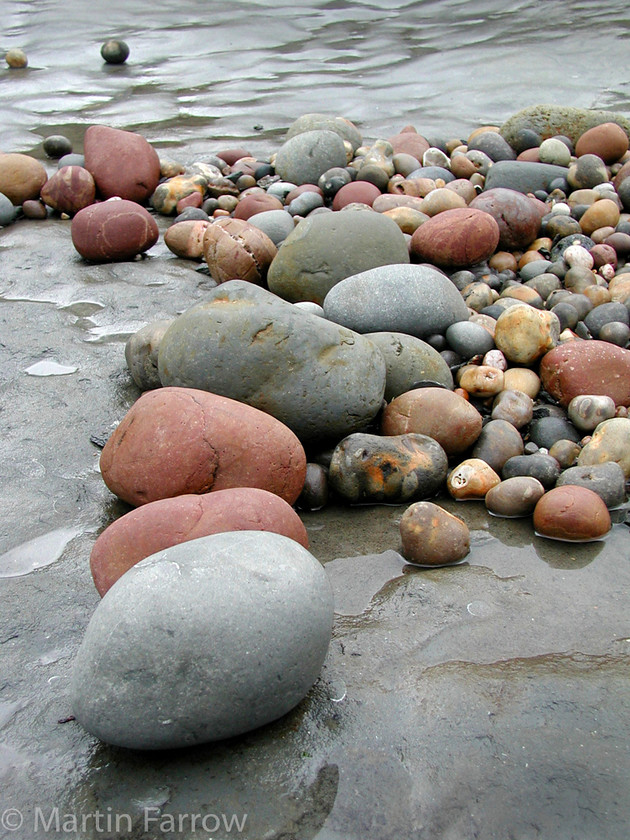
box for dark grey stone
[71,531,334,749]
[445,321,495,359]
[158,280,386,443]
[484,161,571,194]
[248,208,295,245]
[365,331,453,400]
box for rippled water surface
[2,4,630,839]
[3,0,630,156]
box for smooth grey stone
[43,134,72,158]
[158,280,386,443]
[293,300,325,317]
[467,132,516,162]
[529,416,581,448]
[286,113,362,151]
[445,321,495,359]
[567,394,616,432]
[599,321,630,347]
[266,181,298,201]
[556,462,626,508]
[275,130,347,186]
[617,178,630,212]
[365,331,453,400]
[71,531,334,750]
[125,319,174,390]
[406,165,455,183]
[318,166,352,198]
[0,192,17,226]
[173,207,210,223]
[584,302,629,338]
[499,105,630,147]
[502,453,561,488]
[58,152,85,169]
[267,210,409,305]
[323,264,469,340]
[248,208,295,245]
[483,161,571,194]
[472,419,524,473]
[524,273,560,301]
[288,191,324,216]
[519,260,553,282]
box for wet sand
[1,213,629,838]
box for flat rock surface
[1,212,629,840]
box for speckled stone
[72,531,333,749]
[329,432,448,504]
[493,304,560,364]
[556,462,626,509]
[500,105,630,148]
[399,501,470,566]
[485,476,545,518]
[447,458,501,500]
[578,417,630,477]
[540,340,630,406]
[323,264,470,339]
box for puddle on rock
[0,527,82,578]
[24,360,78,376]
[325,550,408,616]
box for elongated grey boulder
[71,531,334,750]
[500,104,630,147]
[267,210,409,305]
[158,280,386,443]
[483,161,572,194]
[322,264,470,339]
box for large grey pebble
[247,209,295,246]
[125,319,174,390]
[365,331,453,400]
[71,531,334,750]
[445,321,495,359]
[267,211,409,305]
[556,462,626,508]
[158,280,386,443]
[0,192,17,226]
[275,130,347,186]
[286,113,362,151]
[484,161,572,194]
[323,264,470,339]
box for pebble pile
[5,103,630,748]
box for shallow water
[1,2,630,839]
[3,0,630,158]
